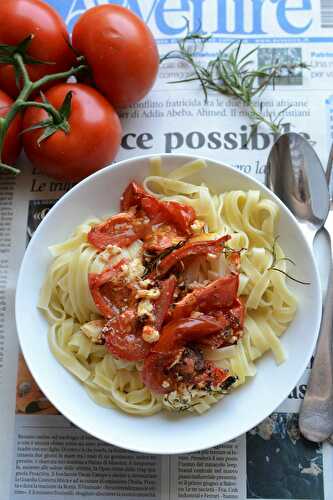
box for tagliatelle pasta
[39,158,297,416]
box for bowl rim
[15,152,322,454]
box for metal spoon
[266,132,333,442]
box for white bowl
[15,154,321,454]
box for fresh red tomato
[0,89,22,165]
[171,275,239,320]
[0,0,75,98]
[72,5,159,108]
[22,83,122,181]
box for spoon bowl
[266,133,330,244]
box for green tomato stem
[0,161,20,175]
[18,101,63,123]
[31,64,87,90]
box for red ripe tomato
[0,0,75,98]
[72,5,159,108]
[22,83,122,182]
[0,89,22,165]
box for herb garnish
[142,240,185,277]
[160,26,309,133]
[268,236,310,285]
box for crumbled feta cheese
[142,325,160,343]
[162,380,171,389]
[139,279,152,289]
[136,288,160,300]
[121,258,145,282]
[127,258,145,280]
[191,219,205,233]
[106,244,122,255]
[137,299,154,320]
[81,320,106,344]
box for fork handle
[299,243,333,442]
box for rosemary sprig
[142,240,185,277]
[223,245,247,257]
[268,236,310,285]
[160,29,309,133]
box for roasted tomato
[142,294,244,394]
[72,5,159,108]
[87,213,147,250]
[153,276,177,331]
[103,309,151,362]
[0,0,75,98]
[22,83,122,181]
[88,260,129,318]
[151,235,230,278]
[171,275,239,320]
[199,299,245,348]
[101,277,176,361]
[0,89,22,165]
[121,181,196,235]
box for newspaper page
[1,0,333,498]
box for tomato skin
[89,260,127,318]
[0,89,22,165]
[121,182,196,235]
[88,213,139,250]
[22,83,122,181]
[171,275,239,320]
[153,276,177,331]
[72,5,159,108]
[104,310,151,361]
[0,0,75,98]
[151,235,230,278]
[151,316,223,354]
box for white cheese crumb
[142,325,160,343]
[191,219,205,233]
[136,288,161,300]
[121,258,145,282]
[127,258,145,280]
[81,320,105,344]
[162,380,171,389]
[106,244,122,255]
[139,279,152,289]
[137,299,154,320]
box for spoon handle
[299,238,333,442]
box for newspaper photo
[1,0,333,499]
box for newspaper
[1,0,333,498]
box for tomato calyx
[21,90,73,145]
[0,35,54,68]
